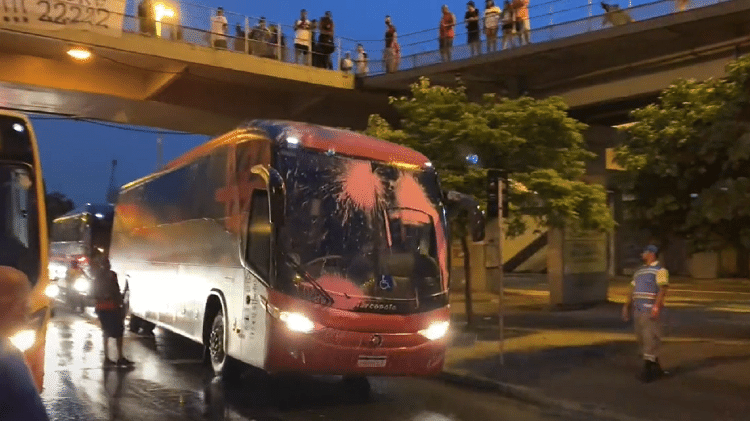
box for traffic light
[486,169,509,218]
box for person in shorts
[93,256,133,368]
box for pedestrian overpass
[362,0,750,126]
[1,0,750,134]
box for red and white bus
[110,120,478,389]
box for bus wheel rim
[209,318,224,364]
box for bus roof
[163,120,430,172]
[248,120,430,168]
[55,203,114,221]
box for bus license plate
[357,355,387,368]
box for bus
[48,204,115,310]
[110,120,482,390]
[0,111,50,391]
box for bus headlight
[419,321,450,341]
[9,329,36,352]
[9,307,47,352]
[45,284,60,298]
[74,277,90,293]
[279,312,315,333]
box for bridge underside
[0,27,394,134]
[363,0,750,125]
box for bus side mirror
[267,168,286,226]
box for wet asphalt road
[41,310,582,421]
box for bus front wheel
[209,311,228,375]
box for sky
[30,0,663,208]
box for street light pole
[497,177,504,366]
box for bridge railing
[111,1,346,71]
[0,0,728,75]
[357,0,728,75]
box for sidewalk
[443,278,750,421]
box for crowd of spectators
[134,0,654,74]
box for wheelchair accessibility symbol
[379,275,394,292]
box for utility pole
[487,169,507,366]
[497,175,505,366]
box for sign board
[564,230,607,274]
[1,0,127,37]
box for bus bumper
[265,319,448,376]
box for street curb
[438,369,650,421]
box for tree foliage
[366,77,614,237]
[615,55,750,252]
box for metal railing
[0,0,731,76]
[114,2,348,72]
[360,0,728,75]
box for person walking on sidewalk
[622,244,669,383]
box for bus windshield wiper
[281,251,334,307]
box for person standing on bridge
[622,244,669,383]
[466,1,481,56]
[500,0,516,50]
[355,44,369,75]
[0,266,49,421]
[439,5,456,62]
[483,0,501,52]
[511,0,530,45]
[318,11,336,70]
[384,16,398,73]
[294,10,313,66]
[210,7,228,49]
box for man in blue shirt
[0,266,49,420]
[622,245,669,382]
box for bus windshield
[276,149,448,314]
[0,163,40,285]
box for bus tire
[208,309,229,376]
[129,315,142,333]
[141,320,155,335]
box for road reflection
[40,310,572,421]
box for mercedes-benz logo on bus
[370,334,383,347]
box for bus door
[239,187,272,367]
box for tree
[615,55,750,254]
[366,77,613,236]
[46,191,74,229]
[366,78,614,325]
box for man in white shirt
[294,9,312,65]
[210,7,228,49]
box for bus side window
[247,189,270,280]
